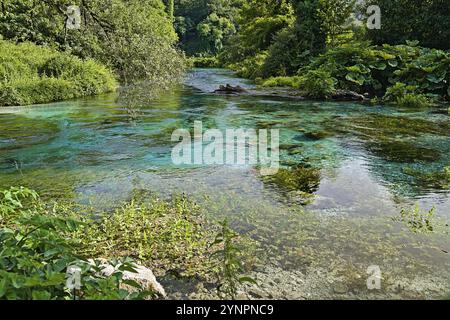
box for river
[1,69,449,299]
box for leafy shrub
[300,69,337,99]
[304,41,450,99]
[383,82,432,108]
[0,41,117,106]
[229,52,269,79]
[0,84,23,106]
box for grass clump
[383,82,433,108]
[80,193,217,278]
[261,76,303,88]
[0,41,117,106]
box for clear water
[1,69,449,299]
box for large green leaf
[345,73,365,85]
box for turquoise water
[1,69,449,299]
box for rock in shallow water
[88,259,166,298]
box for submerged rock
[89,259,166,298]
[332,89,367,101]
[214,84,248,94]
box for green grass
[0,41,117,106]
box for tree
[0,0,185,84]
[317,0,356,47]
[364,0,450,50]
[174,0,243,55]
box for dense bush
[300,69,337,99]
[260,41,450,104]
[191,56,221,68]
[383,83,433,108]
[364,0,450,50]
[0,41,117,106]
[304,41,450,99]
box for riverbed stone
[89,259,166,298]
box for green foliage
[191,56,221,68]
[0,187,151,300]
[301,42,450,100]
[219,0,295,76]
[393,204,436,233]
[261,70,337,99]
[364,0,450,50]
[317,0,356,47]
[261,76,303,88]
[211,219,256,299]
[0,41,116,106]
[0,0,185,85]
[80,193,216,278]
[300,69,337,99]
[175,0,243,55]
[394,94,433,109]
[222,0,357,78]
[383,83,432,108]
[197,13,236,52]
[228,52,269,79]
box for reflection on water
[0,68,449,299]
